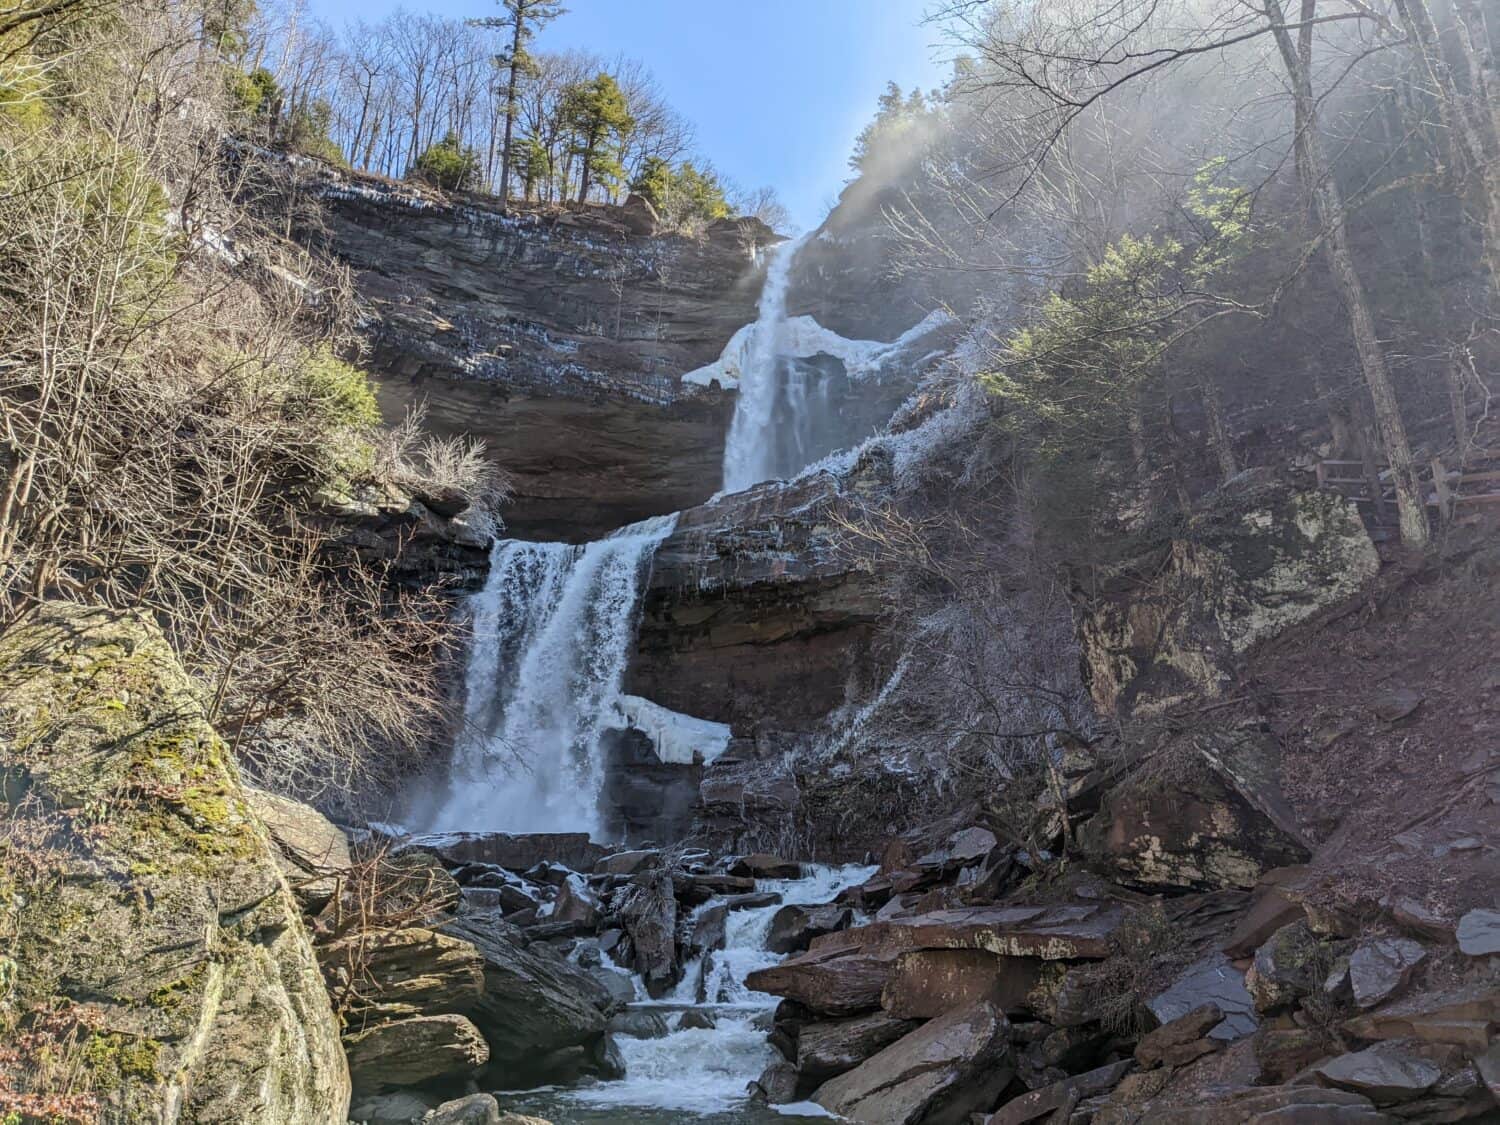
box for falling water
[720,234,812,493]
[430,513,678,836]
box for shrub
[410,131,480,192]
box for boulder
[608,1008,669,1039]
[812,1001,1014,1125]
[746,949,899,1015]
[677,1009,717,1031]
[1254,1026,1335,1084]
[439,915,612,1067]
[1343,988,1500,1051]
[344,1014,489,1095]
[320,926,485,1022]
[376,849,463,917]
[768,903,854,954]
[401,832,606,874]
[982,1060,1133,1125]
[1134,1003,1225,1067]
[914,826,999,875]
[796,1011,923,1082]
[880,949,1048,1019]
[808,903,1125,961]
[724,890,783,910]
[617,869,680,997]
[246,787,352,914]
[593,849,661,875]
[729,853,803,879]
[550,875,602,930]
[1456,909,1500,957]
[1315,1046,1442,1105]
[350,1091,440,1124]
[1246,921,1327,1012]
[0,603,349,1124]
[750,1059,801,1104]
[1348,937,1426,1009]
[1080,728,1312,891]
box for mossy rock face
[0,602,349,1123]
[1079,484,1378,718]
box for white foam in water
[565,864,876,1117]
[429,514,678,835]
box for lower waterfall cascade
[428,513,678,836]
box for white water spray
[430,514,678,836]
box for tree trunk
[498,18,522,209]
[1267,0,1429,546]
[1200,378,1238,481]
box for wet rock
[607,1009,669,1039]
[768,903,855,954]
[1316,1046,1443,1104]
[729,853,804,879]
[550,875,603,930]
[420,1093,503,1124]
[690,902,729,955]
[812,1000,1014,1125]
[749,1059,801,1104]
[982,1060,1133,1125]
[401,832,607,874]
[345,1014,489,1095]
[594,849,661,875]
[672,872,757,905]
[724,891,783,910]
[350,1091,439,1124]
[246,787,352,914]
[796,1010,923,1083]
[1135,1003,1225,1067]
[319,927,484,1022]
[807,903,1125,961]
[1456,909,1500,956]
[1247,921,1327,1012]
[677,1009,717,1031]
[1348,938,1427,1009]
[1147,953,1258,1040]
[592,968,638,1008]
[880,949,1047,1019]
[439,915,612,1067]
[746,950,898,1016]
[617,869,680,997]
[0,604,349,1124]
[591,1034,627,1080]
[496,884,542,914]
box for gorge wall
[277,158,774,541]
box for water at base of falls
[503,864,874,1124]
[426,513,678,836]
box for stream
[506,865,874,1124]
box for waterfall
[430,513,678,836]
[720,233,810,493]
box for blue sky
[302,0,951,230]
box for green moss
[81,1031,163,1088]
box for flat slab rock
[812,1000,1014,1125]
[1149,952,1258,1040]
[808,904,1126,961]
[400,831,607,873]
[1148,1085,1394,1123]
[745,949,901,1016]
[1456,909,1500,957]
[1315,1046,1442,1104]
[983,1060,1132,1125]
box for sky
[301,0,952,231]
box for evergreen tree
[849,81,928,174]
[561,72,633,203]
[470,0,566,207]
[411,131,481,191]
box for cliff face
[284,159,775,541]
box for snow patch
[614,694,732,766]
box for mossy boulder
[0,602,348,1123]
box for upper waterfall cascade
[696,234,952,493]
[430,513,678,836]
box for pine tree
[561,72,633,203]
[471,0,566,207]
